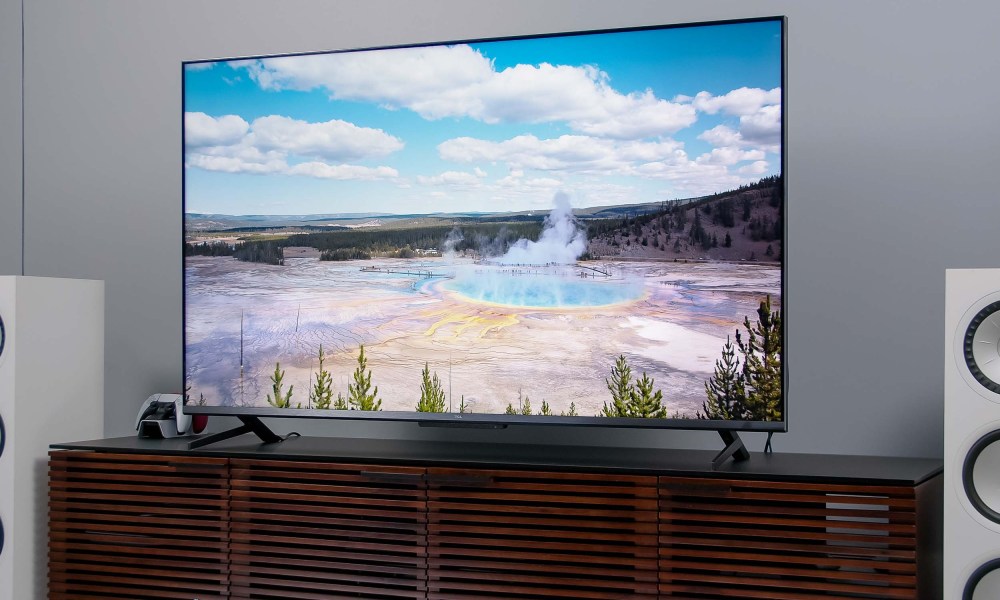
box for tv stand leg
[188,416,283,450]
[712,430,751,470]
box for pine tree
[701,336,747,420]
[333,393,348,410]
[416,362,447,412]
[458,395,468,414]
[265,362,294,408]
[737,296,782,421]
[724,232,732,248]
[566,402,578,417]
[538,400,552,416]
[628,372,668,418]
[504,402,517,415]
[518,388,532,415]
[602,355,633,417]
[348,345,382,411]
[674,206,687,230]
[310,345,333,410]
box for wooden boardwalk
[359,266,449,278]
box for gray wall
[0,0,22,274]
[14,0,1000,457]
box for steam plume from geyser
[497,192,586,265]
[441,226,464,261]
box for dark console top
[51,435,942,486]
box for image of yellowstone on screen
[183,20,783,422]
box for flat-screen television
[183,16,786,433]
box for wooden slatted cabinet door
[427,467,659,600]
[48,450,231,600]
[229,459,428,600]
[658,476,920,599]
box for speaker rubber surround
[963,429,1000,524]
[0,413,4,459]
[964,558,1000,600]
[0,313,5,358]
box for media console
[48,436,942,600]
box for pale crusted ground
[185,256,779,418]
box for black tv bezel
[181,15,788,434]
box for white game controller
[135,393,194,438]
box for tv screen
[183,16,785,431]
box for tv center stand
[48,435,942,600]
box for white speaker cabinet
[945,268,1000,600]
[0,277,104,600]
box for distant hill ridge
[186,175,782,267]
[586,175,783,263]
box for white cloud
[185,112,249,148]
[470,63,696,138]
[186,151,285,175]
[186,141,287,174]
[184,112,400,181]
[249,115,403,162]
[693,87,781,116]
[698,125,742,148]
[636,159,744,196]
[617,139,685,162]
[185,62,216,72]
[738,160,770,175]
[496,169,562,190]
[239,46,696,139]
[570,94,696,139]
[697,104,781,154]
[436,131,762,198]
[438,134,683,174]
[245,45,493,108]
[696,147,766,166]
[416,170,487,187]
[739,104,782,147]
[287,162,399,180]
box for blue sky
[184,19,782,215]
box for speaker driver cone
[965,558,1000,599]
[964,430,1000,523]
